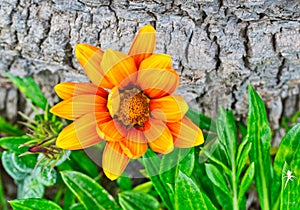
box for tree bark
[0,0,299,141]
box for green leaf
[6,73,48,110]
[118,191,160,210]
[142,149,173,210]
[69,203,86,210]
[216,108,237,168]
[205,163,230,195]
[17,175,45,198]
[60,171,120,210]
[238,162,255,204]
[35,166,57,187]
[186,108,216,132]
[0,136,32,152]
[273,124,300,209]
[159,148,195,185]
[280,162,299,210]
[69,150,99,178]
[174,170,217,210]
[247,84,272,210]
[133,181,153,193]
[213,185,232,210]
[0,116,24,136]
[9,198,62,210]
[1,151,28,181]
[236,141,252,179]
[117,174,132,191]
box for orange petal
[107,86,120,118]
[147,123,174,154]
[141,118,166,143]
[167,116,204,148]
[138,68,179,99]
[101,49,137,87]
[150,95,188,122]
[102,142,130,181]
[75,44,113,88]
[120,128,148,159]
[50,95,107,120]
[54,82,108,100]
[128,25,156,67]
[56,113,105,150]
[139,54,172,70]
[97,119,127,141]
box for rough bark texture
[0,0,300,142]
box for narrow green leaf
[238,162,255,204]
[118,191,160,210]
[159,148,195,185]
[0,116,24,136]
[186,108,216,132]
[280,162,299,210]
[201,147,231,176]
[247,84,272,210]
[0,136,32,152]
[61,171,120,210]
[133,181,153,193]
[216,108,237,168]
[236,142,252,178]
[174,170,217,210]
[216,108,240,210]
[205,163,230,194]
[9,198,62,210]
[142,149,173,210]
[273,124,300,209]
[63,187,76,209]
[213,185,233,210]
[6,73,48,110]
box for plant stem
[0,170,8,210]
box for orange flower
[50,25,204,180]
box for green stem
[232,162,238,210]
[0,171,8,210]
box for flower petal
[54,82,108,100]
[50,95,107,120]
[167,116,204,148]
[97,119,127,141]
[138,68,179,99]
[101,49,137,87]
[107,86,120,118]
[139,54,172,70]
[150,95,188,122]
[102,142,130,181]
[128,25,156,67]
[141,118,166,143]
[75,44,113,88]
[120,128,148,159]
[147,122,174,154]
[56,113,105,150]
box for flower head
[50,25,204,180]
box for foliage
[0,75,299,210]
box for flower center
[116,87,150,128]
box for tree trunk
[1,0,299,142]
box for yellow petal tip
[104,169,120,181]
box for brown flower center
[116,87,150,128]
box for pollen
[116,87,150,128]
